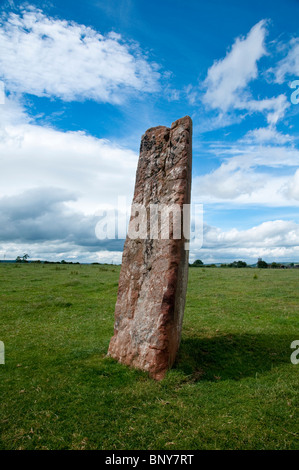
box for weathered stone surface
[107,116,192,380]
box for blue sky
[0,0,298,263]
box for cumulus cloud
[0,8,298,264]
[193,143,299,204]
[0,187,77,223]
[0,96,136,260]
[194,159,264,200]
[0,97,138,214]
[190,220,299,264]
[3,216,299,264]
[283,169,299,201]
[0,6,160,103]
[0,187,125,259]
[0,240,123,264]
[204,220,299,247]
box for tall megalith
[108,116,192,379]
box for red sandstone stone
[107,116,192,380]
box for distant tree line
[15,256,80,265]
[14,256,298,269]
[190,259,299,269]
[190,259,248,268]
[221,260,247,268]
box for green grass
[0,264,298,450]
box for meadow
[0,263,298,450]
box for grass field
[0,263,298,450]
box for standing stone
[108,116,192,380]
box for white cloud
[3,218,299,264]
[204,220,299,247]
[202,20,268,112]
[194,159,264,200]
[193,143,299,205]
[1,97,298,263]
[200,20,290,126]
[211,143,299,167]
[190,219,299,263]
[0,6,160,103]
[0,240,123,264]
[272,38,299,83]
[194,23,298,210]
[0,9,298,265]
[0,95,137,261]
[0,93,29,125]
[185,84,199,105]
[242,126,293,144]
[96,250,123,264]
[283,169,299,200]
[243,94,290,125]
[0,97,138,215]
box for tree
[236,260,247,268]
[16,254,30,263]
[229,260,247,268]
[192,259,204,267]
[22,254,29,262]
[257,259,268,269]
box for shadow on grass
[174,333,293,381]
